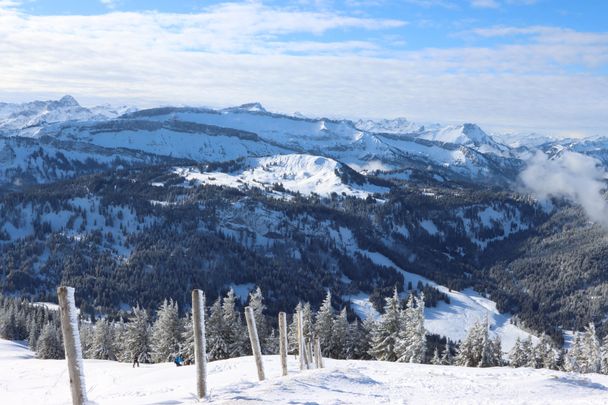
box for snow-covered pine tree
[222,289,247,358]
[396,293,427,363]
[346,319,369,360]
[535,334,558,370]
[518,336,533,367]
[27,314,42,351]
[369,288,402,362]
[455,317,495,367]
[113,318,129,362]
[151,299,183,363]
[600,334,608,374]
[330,308,348,359]
[302,302,314,343]
[125,305,152,364]
[565,333,583,373]
[181,313,195,360]
[441,340,453,365]
[288,302,302,355]
[248,287,269,353]
[207,297,228,361]
[79,322,95,358]
[509,337,525,367]
[580,322,601,374]
[264,328,280,355]
[91,318,116,360]
[431,348,442,365]
[315,291,334,357]
[36,322,64,359]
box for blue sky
[0,0,607,136]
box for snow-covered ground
[173,154,388,198]
[2,339,608,404]
[342,247,537,353]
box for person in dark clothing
[132,353,140,368]
[174,355,183,367]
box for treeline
[4,289,608,375]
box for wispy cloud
[470,0,500,8]
[0,2,606,137]
[100,0,119,10]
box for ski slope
[2,339,608,404]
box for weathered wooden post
[192,289,207,399]
[278,311,288,376]
[297,309,306,370]
[57,286,88,405]
[307,338,314,366]
[315,337,324,368]
[245,306,265,381]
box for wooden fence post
[297,309,306,370]
[245,306,265,381]
[315,338,324,368]
[192,289,207,399]
[307,338,314,367]
[278,312,288,376]
[57,286,88,405]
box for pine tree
[455,318,496,367]
[369,288,402,361]
[264,328,280,355]
[113,318,129,362]
[396,293,426,363]
[207,297,228,361]
[181,313,195,360]
[565,333,583,373]
[288,302,302,355]
[125,305,152,364]
[27,315,42,351]
[600,334,608,374]
[431,348,442,365]
[248,287,269,353]
[346,320,369,360]
[581,322,601,374]
[222,289,246,358]
[330,308,348,359]
[36,322,64,359]
[509,337,525,367]
[91,319,116,360]
[441,340,453,365]
[315,291,334,357]
[521,337,534,367]
[79,322,95,358]
[151,299,183,363]
[302,302,314,343]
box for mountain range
[1,96,607,346]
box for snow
[230,283,256,303]
[420,219,440,235]
[343,247,537,353]
[2,338,608,404]
[174,154,389,198]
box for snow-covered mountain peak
[356,117,424,135]
[173,153,389,198]
[55,95,80,108]
[227,102,267,113]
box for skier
[174,355,183,367]
[132,352,140,368]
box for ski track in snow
[1,339,607,404]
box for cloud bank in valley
[521,151,608,227]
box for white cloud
[0,2,606,136]
[470,0,500,8]
[100,0,119,10]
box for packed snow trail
[1,339,608,404]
